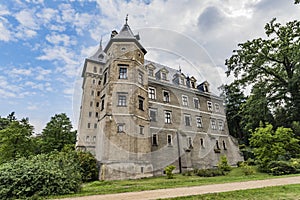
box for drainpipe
[176,131,182,174]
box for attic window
[98,54,104,59]
[121,47,126,51]
[162,72,167,80]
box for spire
[99,36,103,51]
[125,14,128,25]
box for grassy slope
[162,184,300,200]
[52,167,300,199]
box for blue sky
[0,0,299,133]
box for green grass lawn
[51,167,300,199]
[162,184,300,200]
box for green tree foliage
[77,151,99,182]
[217,155,232,172]
[219,84,247,142]
[0,151,82,199]
[0,117,34,164]
[225,19,300,128]
[295,0,300,4]
[249,124,300,170]
[165,165,176,179]
[40,113,77,153]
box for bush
[196,168,225,177]
[77,151,99,182]
[267,161,297,176]
[218,155,232,172]
[239,162,255,175]
[0,152,82,199]
[165,165,176,179]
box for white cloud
[15,9,39,29]
[11,68,32,76]
[45,33,77,46]
[0,18,12,41]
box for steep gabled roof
[104,20,147,54]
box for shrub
[165,165,176,179]
[218,155,232,172]
[0,152,81,199]
[196,169,225,177]
[239,162,255,175]
[267,161,297,175]
[77,151,99,182]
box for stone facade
[76,20,243,180]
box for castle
[76,19,243,180]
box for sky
[0,0,299,134]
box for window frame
[149,108,157,122]
[138,96,144,111]
[152,133,158,146]
[196,116,203,128]
[184,114,191,126]
[119,67,128,79]
[163,90,170,103]
[211,119,217,130]
[117,94,127,107]
[215,103,220,112]
[207,101,213,111]
[164,111,172,124]
[218,120,224,131]
[182,95,189,107]
[148,87,156,100]
[117,123,125,133]
[167,134,173,146]
[193,98,200,109]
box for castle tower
[77,18,153,180]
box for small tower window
[167,134,172,146]
[138,96,144,111]
[138,72,143,85]
[119,67,127,79]
[152,134,158,146]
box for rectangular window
[96,102,100,107]
[97,91,100,96]
[167,134,172,146]
[138,72,143,85]
[149,109,157,122]
[196,116,203,128]
[86,136,90,142]
[182,95,188,106]
[91,90,94,96]
[118,95,127,106]
[138,96,144,111]
[163,90,170,102]
[88,112,92,117]
[148,87,156,100]
[87,123,91,129]
[93,136,96,142]
[211,119,217,130]
[215,103,220,112]
[162,72,167,80]
[93,66,97,73]
[184,114,191,126]
[207,101,213,111]
[165,111,172,124]
[148,69,154,77]
[139,125,144,135]
[117,123,125,133]
[119,67,127,79]
[188,137,193,148]
[90,101,93,107]
[218,120,224,131]
[200,138,204,147]
[152,133,158,146]
[95,112,99,118]
[193,98,199,109]
[94,123,97,129]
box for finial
[99,36,103,50]
[125,14,128,25]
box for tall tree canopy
[40,113,77,153]
[225,19,300,126]
[0,115,34,163]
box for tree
[40,113,77,153]
[249,123,300,170]
[219,84,247,143]
[225,19,300,126]
[0,118,34,163]
[240,82,274,135]
[295,0,299,4]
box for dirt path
[59,176,300,200]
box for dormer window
[180,77,185,85]
[148,69,154,77]
[162,72,167,80]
